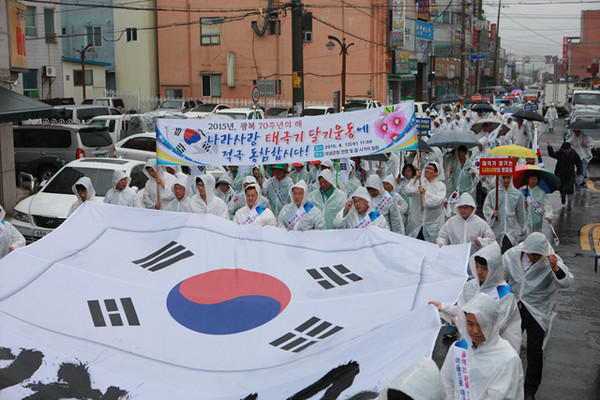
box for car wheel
[37,165,58,182]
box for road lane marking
[580,223,600,251]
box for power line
[310,12,388,48]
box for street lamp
[326,35,354,110]
[75,44,93,100]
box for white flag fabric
[0,202,469,399]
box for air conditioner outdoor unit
[44,66,57,77]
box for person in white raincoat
[447,145,478,196]
[340,160,363,198]
[544,103,559,132]
[262,163,293,217]
[365,175,404,234]
[483,175,526,252]
[382,174,408,218]
[233,184,277,226]
[189,174,229,219]
[429,243,521,352]
[165,173,192,212]
[404,162,447,243]
[333,187,389,230]
[228,176,271,217]
[68,177,99,216]
[0,205,26,259]
[437,193,496,255]
[567,129,593,181]
[214,174,237,205]
[521,173,552,234]
[380,358,444,400]
[104,170,142,208]
[277,180,326,230]
[441,293,524,400]
[308,169,347,229]
[141,159,176,210]
[502,232,572,398]
[290,163,310,184]
[513,117,530,148]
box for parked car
[212,107,265,120]
[563,109,600,157]
[266,107,294,118]
[81,97,126,110]
[301,106,334,117]
[343,99,382,112]
[413,101,430,117]
[10,158,148,242]
[115,133,156,162]
[50,105,121,123]
[183,103,231,118]
[13,124,115,182]
[154,99,201,113]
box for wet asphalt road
[431,118,600,399]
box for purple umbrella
[511,89,523,95]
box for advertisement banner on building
[562,37,569,74]
[156,102,418,166]
[490,23,497,52]
[416,21,434,41]
[409,58,418,74]
[472,27,478,50]
[417,0,430,21]
[391,0,405,49]
[395,50,411,74]
[402,19,416,52]
[473,0,482,18]
[416,39,429,63]
[452,25,462,46]
[7,0,28,71]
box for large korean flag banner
[0,202,468,399]
[156,102,417,166]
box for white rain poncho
[189,174,229,219]
[365,175,404,234]
[483,177,526,246]
[308,169,347,229]
[441,294,524,400]
[438,243,521,352]
[233,184,277,226]
[68,176,99,216]
[404,161,447,243]
[277,180,326,230]
[448,154,478,195]
[333,187,389,230]
[382,174,408,216]
[0,205,26,259]
[380,358,444,400]
[165,173,192,213]
[568,131,593,162]
[290,165,310,184]
[522,183,552,233]
[103,170,142,208]
[214,174,237,205]
[339,160,362,198]
[141,159,176,210]
[512,121,529,148]
[228,176,271,216]
[502,232,572,335]
[262,171,293,217]
[437,193,496,254]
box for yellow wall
[62,61,107,104]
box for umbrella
[512,109,544,122]
[470,118,510,135]
[567,120,600,130]
[418,138,433,153]
[489,145,537,159]
[427,129,480,149]
[361,153,390,162]
[471,103,495,112]
[513,165,561,193]
[511,89,523,95]
[501,106,523,115]
[439,94,464,102]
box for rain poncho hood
[469,242,504,292]
[382,174,396,191]
[318,169,336,187]
[111,170,130,189]
[142,159,159,181]
[0,204,26,259]
[195,173,216,204]
[216,174,233,187]
[288,180,309,207]
[244,184,261,209]
[277,180,326,230]
[351,186,371,202]
[188,173,229,219]
[71,177,96,202]
[165,173,192,212]
[365,175,383,193]
[453,192,476,215]
[172,173,190,199]
[380,358,444,400]
[457,293,501,349]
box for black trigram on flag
[306,264,362,289]
[269,317,343,353]
[87,297,140,327]
[132,241,194,272]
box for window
[74,70,93,86]
[126,27,138,42]
[25,7,36,36]
[200,18,220,45]
[44,9,55,43]
[22,70,39,98]
[87,26,102,47]
[201,74,221,97]
[61,27,67,35]
[164,89,183,99]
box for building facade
[570,10,600,80]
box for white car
[115,133,157,162]
[212,108,265,120]
[183,103,231,118]
[10,158,148,242]
[301,106,335,116]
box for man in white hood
[0,205,26,259]
[483,175,526,252]
[189,174,229,219]
[104,170,142,208]
[68,176,98,216]
[441,293,524,400]
[333,187,389,230]
[277,180,326,230]
[437,193,496,255]
[308,169,346,229]
[141,159,176,210]
[165,173,192,212]
[262,163,293,217]
[503,232,572,399]
[215,175,237,205]
[365,175,404,234]
[228,176,271,217]
[233,184,277,226]
[404,162,446,243]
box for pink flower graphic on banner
[388,110,408,134]
[374,105,411,144]
[374,118,390,140]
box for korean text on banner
[156,102,417,166]
[8,0,28,70]
[479,158,516,176]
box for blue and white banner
[156,102,418,166]
[0,202,468,399]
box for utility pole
[76,44,93,100]
[326,35,353,109]
[291,0,304,116]
[492,0,501,86]
[459,0,466,95]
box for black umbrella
[427,130,480,149]
[418,138,433,153]
[567,120,600,130]
[361,153,390,162]
[512,109,544,122]
[471,103,495,112]
[501,106,523,114]
[439,94,464,102]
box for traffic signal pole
[291,0,304,115]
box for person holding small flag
[521,173,553,234]
[165,173,192,213]
[333,187,389,230]
[308,169,347,229]
[366,175,404,234]
[277,180,325,231]
[233,184,277,226]
[262,164,293,217]
[0,204,26,259]
[547,141,583,209]
[214,175,237,208]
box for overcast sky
[482,0,599,68]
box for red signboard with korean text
[562,37,569,75]
[479,158,516,176]
[471,94,483,102]
[525,95,537,102]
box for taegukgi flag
[0,202,468,399]
[156,102,418,167]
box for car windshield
[190,104,217,112]
[267,108,288,116]
[302,109,326,116]
[217,112,250,120]
[160,100,184,109]
[79,128,113,147]
[573,93,600,107]
[43,167,118,197]
[88,119,107,127]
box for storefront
[432,57,461,99]
[388,50,416,103]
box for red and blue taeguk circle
[166,269,291,335]
[183,128,201,145]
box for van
[568,90,600,113]
[81,97,126,110]
[50,105,121,123]
[13,125,115,182]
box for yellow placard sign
[8,0,28,70]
